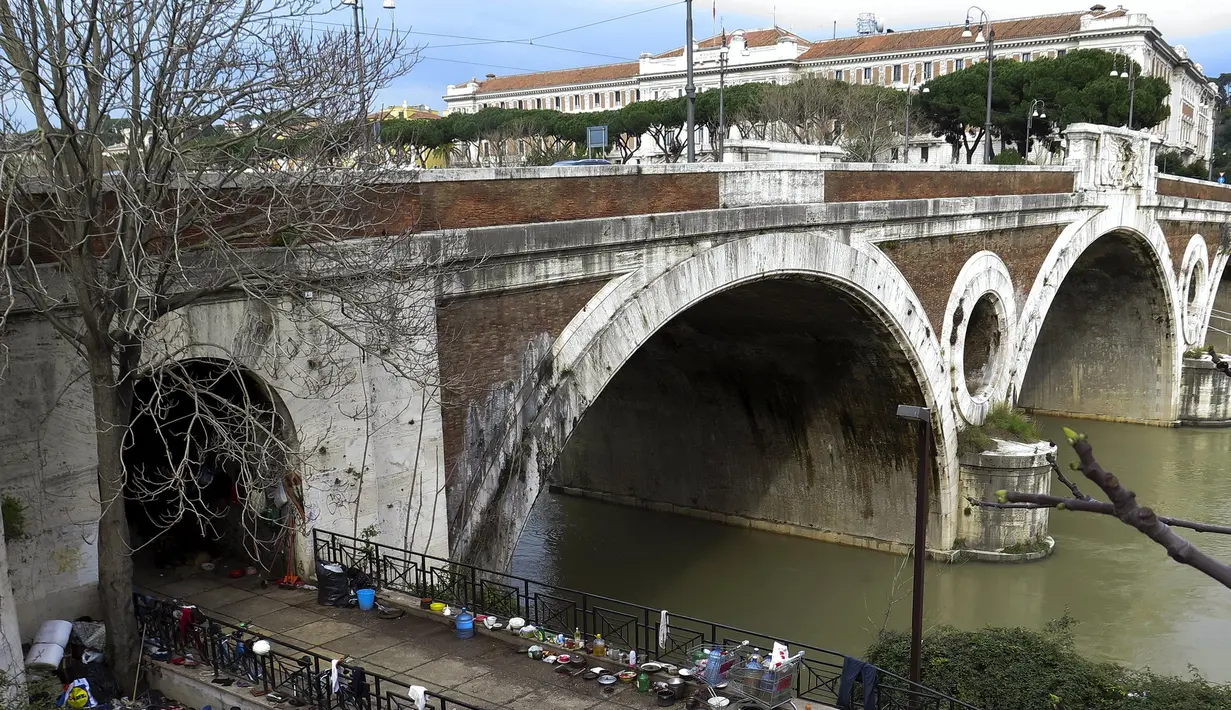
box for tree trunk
[87,351,141,695]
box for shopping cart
[724,651,804,709]
[685,641,747,687]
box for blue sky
[353,0,1231,112]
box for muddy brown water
[510,415,1231,681]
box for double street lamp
[718,42,729,162]
[1112,52,1138,130]
[342,0,397,147]
[1024,99,1046,159]
[962,6,996,163]
[903,81,929,163]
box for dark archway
[552,278,931,546]
[124,358,300,571]
[1018,231,1176,422]
[1209,260,1231,354]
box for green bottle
[636,670,651,692]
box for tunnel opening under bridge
[550,277,937,549]
[1018,230,1176,423]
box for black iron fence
[313,529,981,710]
[133,590,485,710]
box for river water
[509,416,1231,681]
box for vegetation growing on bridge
[957,403,1041,454]
[867,614,1231,710]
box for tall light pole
[963,6,995,163]
[1024,99,1046,159]
[1113,53,1138,130]
[904,81,929,163]
[685,0,696,162]
[343,0,372,146]
[718,40,729,162]
[896,404,933,700]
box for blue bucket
[356,588,376,611]
[455,609,474,640]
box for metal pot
[667,677,687,699]
[656,689,676,707]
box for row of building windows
[467,48,1097,115]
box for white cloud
[704,0,1231,39]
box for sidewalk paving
[137,566,734,710]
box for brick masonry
[435,278,610,480]
[380,174,721,233]
[825,170,1074,203]
[1158,176,1231,204]
[877,225,1066,330]
[1158,220,1219,278]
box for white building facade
[443,6,1218,165]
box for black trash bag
[60,660,121,704]
[316,561,351,607]
[346,567,376,593]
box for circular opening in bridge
[1187,260,1205,315]
[123,357,301,572]
[962,293,1002,399]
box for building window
[1021,52,1032,62]
[955,58,965,70]
[635,89,641,101]
[500,101,506,108]
[573,94,581,109]
[834,69,844,81]
[677,88,683,97]
[923,63,932,80]
[893,64,902,82]
[1057,49,1067,57]
[593,92,602,107]
[863,67,872,82]
[554,96,561,110]
[535,98,542,109]
[921,146,930,163]
[615,91,622,105]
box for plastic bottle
[592,634,606,658]
[704,647,723,685]
[636,670,651,692]
[573,627,582,649]
[743,652,762,694]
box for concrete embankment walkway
[137,567,831,710]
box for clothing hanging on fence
[658,610,670,649]
[836,656,878,710]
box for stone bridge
[4,123,1231,634]
[432,123,1231,569]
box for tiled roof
[655,27,811,58]
[798,12,1087,61]
[471,62,640,95]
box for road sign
[587,125,608,150]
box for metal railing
[134,590,485,710]
[314,529,982,710]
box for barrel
[455,609,474,639]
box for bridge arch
[458,233,963,564]
[1012,212,1181,424]
[1194,234,1230,349]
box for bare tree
[0,0,451,690]
[762,74,846,145]
[971,351,1231,589]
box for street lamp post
[718,43,729,162]
[904,80,929,163]
[963,6,995,163]
[896,404,933,700]
[685,0,696,162]
[1113,53,1138,130]
[1024,99,1046,159]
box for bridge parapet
[1065,122,1160,195]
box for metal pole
[351,0,368,148]
[685,0,696,162]
[904,91,911,163]
[718,53,726,162]
[1025,111,1032,158]
[1128,67,1136,131]
[909,416,932,700]
[984,22,995,163]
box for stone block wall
[1178,358,1231,425]
[958,440,1055,553]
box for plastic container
[455,609,475,640]
[33,620,72,647]
[24,643,64,670]
[356,588,376,611]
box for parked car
[552,159,612,166]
